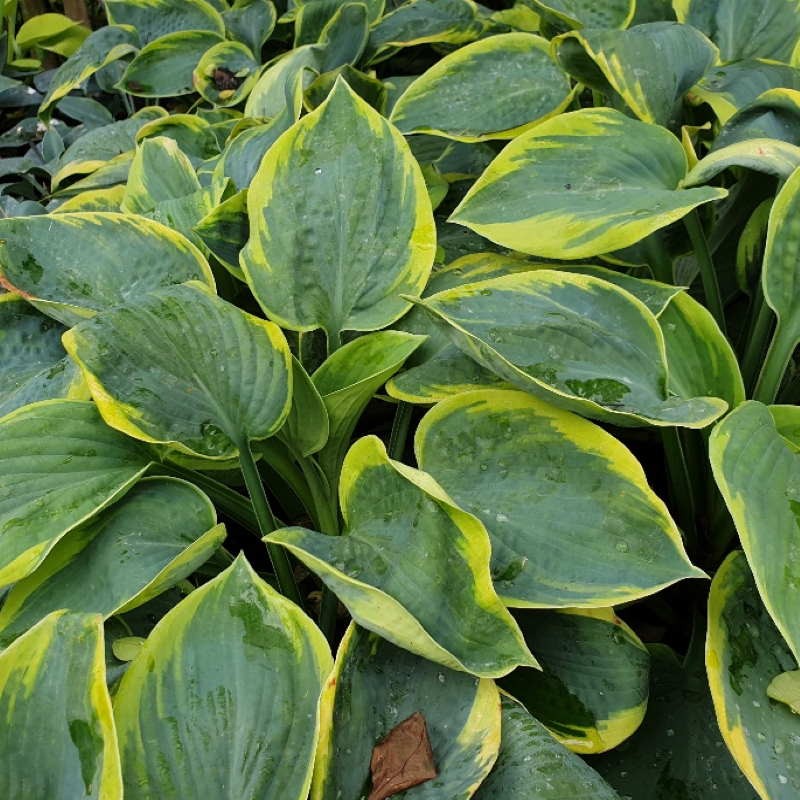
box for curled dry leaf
[368,712,438,800]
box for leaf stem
[661,428,697,550]
[299,458,341,641]
[684,211,727,335]
[754,323,797,404]
[239,441,303,607]
[740,285,775,393]
[388,401,413,461]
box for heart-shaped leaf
[113,555,332,799]
[416,389,703,607]
[268,435,535,677]
[117,30,223,96]
[63,282,292,459]
[502,609,650,754]
[555,22,717,126]
[241,78,435,345]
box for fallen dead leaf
[368,711,437,800]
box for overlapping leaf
[413,269,728,427]
[0,477,223,646]
[268,434,535,677]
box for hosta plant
[1,0,800,797]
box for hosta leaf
[54,186,126,213]
[0,212,214,326]
[716,89,800,150]
[555,22,717,127]
[414,270,728,427]
[242,79,435,343]
[311,330,425,482]
[0,612,121,799]
[690,60,800,124]
[105,0,225,45]
[528,0,635,28]
[121,136,200,214]
[660,290,745,408]
[594,642,759,799]
[387,254,533,403]
[53,107,167,186]
[193,189,248,277]
[193,41,260,107]
[268,435,535,678]
[15,12,90,56]
[674,0,800,62]
[710,401,800,662]
[216,97,298,190]
[474,695,620,799]
[416,389,703,607]
[759,165,800,391]
[280,356,329,458]
[0,477,223,647]
[63,283,292,459]
[390,33,572,141]
[367,0,485,55]
[117,30,223,96]
[0,294,86,417]
[315,2,370,72]
[684,138,800,186]
[135,113,220,165]
[450,108,726,259]
[0,400,151,588]
[223,0,277,54]
[113,555,332,799]
[244,44,322,118]
[312,624,500,800]
[39,25,140,122]
[707,552,800,799]
[502,609,649,754]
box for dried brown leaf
[368,711,437,800]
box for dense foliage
[1,0,799,797]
